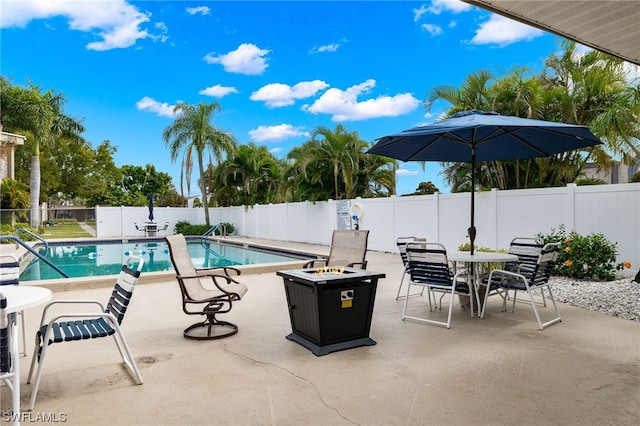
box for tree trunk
[29,155,40,228]
[198,154,210,226]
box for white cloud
[396,168,421,177]
[310,43,340,54]
[248,124,310,142]
[413,5,429,22]
[1,0,154,51]
[186,6,210,16]
[470,14,543,46]
[136,97,176,117]
[250,80,329,108]
[421,23,443,36]
[428,0,472,15]
[269,147,284,154]
[302,79,420,121]
[203,43,270,75]
[199,84,239,98]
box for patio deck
[2,238,639,425]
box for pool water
[20,239,310,281]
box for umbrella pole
[469,148,476,255]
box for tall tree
[1,78,85,227]
[210,143,281,207]
[306,125,367,200]
[162,102,236,225]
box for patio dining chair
[402,242,470,328]
[1,254,26,357]
[1,292,20,425]
[482,237,547,308]
[480,242,562,330]
[303,229,370,270]
[395,236,427,300]
[26,255,145,411]
[165,234,248,340]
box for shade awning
[462,1,640,66]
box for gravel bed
[549,276,640,322]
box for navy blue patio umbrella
[367,110,603,254]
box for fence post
[566,183,577,231]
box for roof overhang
[461,1,640,66]
[0,131,26,146]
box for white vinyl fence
[96,183,640,269]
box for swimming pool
[20,238,312,281]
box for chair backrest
[406,242,453,286]
[0,254,20,286]
[165,234,204,300]
[397,237,426,267]
[326,230,369,268]
[0,292,9,374]
[105,256,144,325]
[507,237,545,279]
[530,242,561,286]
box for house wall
[95,183,640,268]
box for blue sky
[1,0,568,196]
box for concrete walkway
[2,240,639,425]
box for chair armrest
[346,261,367,270]
[37,300,106,328]
[487,269,525,283]
[303,258,328,269]
[177,272,242,289]
[197,266,242,276]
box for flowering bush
[537,225,631,281]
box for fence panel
[93,183,639,267]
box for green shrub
[173,220,211,236]
[537,225,631,281]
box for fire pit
[277,267,385,356]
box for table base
[286,333,376,356]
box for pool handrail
[0,235,69,278]
[16,228,49,252]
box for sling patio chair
[26,255,145,411]
[165,234,248,340]
[0,254,26,357]
[402,242,470,329]
[395,236,427,300]
[1,292,20,425]
[303,230,370,270]
[480,242,562,330]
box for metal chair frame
[480,242,562,330]
[402,242,470,329]
[26,256,145,411]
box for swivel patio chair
[1,292,20,425]
[165,234,248,340]
[26,256,145,411]
[402,242,470,328]
[303,230,370,270]
[480,242,562,330]
[395,236,427,300]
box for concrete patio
[2,238,639,425]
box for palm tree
[1,78,85,227]
[306,125,367,199]
[210,143,281,206]
[162,101,236,225]
[542,40,640,163]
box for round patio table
[448,252,518,317]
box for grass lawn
[41,222,94,239]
